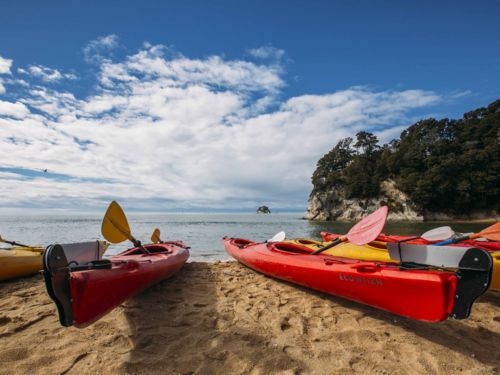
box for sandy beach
[1,262,500,374]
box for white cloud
[83,34,119,63]
[0,55,13,74]
[18,65,77,82]
[0,41,444,210]
[248,46,285,60]
[0,55,13,94]
[450,90,473,99]
[0,100,30,118]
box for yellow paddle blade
[151,228,161,244]
[101,201,132,244]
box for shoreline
[1,261,500,374]
[303,218,499,223]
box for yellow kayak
[0,246,44,281]
[492,252,500,289]
[286,238,500,290]
[286,238,395,262]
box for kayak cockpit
[293,239,322,246]
[227,238,256,248]
[270,243,314,255]
[122,245,173,255]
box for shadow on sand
[122,262,500,373]
[272,276,500,369]
[123,263,305,374]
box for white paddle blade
[421,226,454,241]
[268,231,286,242]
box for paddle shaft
[311,237,343,255]
[436,234,476,246]
[1,239,30,248]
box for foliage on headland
[310,100,500,216]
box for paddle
[311,206,388,255]
[101,201,142,247]
[420,226,455,241]
[435,221,500,246]
[268,231,286,243]
[0,235,30,248]
[151,228,162,244]
[0,235,44,252]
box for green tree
[311,137,354,191]
[309,100,500,216]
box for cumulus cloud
[0,55,13,74]
[17,65,77,82]
[83,34,119,63]
[0,55,14,94]
[0,41,444,210]
[0,100,30,118]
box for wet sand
[1,262,500,374]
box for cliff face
[304,179,499,221]
[304,179,423,221]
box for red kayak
[321,232,500,252]
[223,237,491,322]
[43,240,189,327]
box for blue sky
[0,0,499,212]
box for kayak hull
[44,242,189,327]
[0,247,44,281]
[224,238,489,322]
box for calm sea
[0,213,490,262]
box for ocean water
[0,213,490,262]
